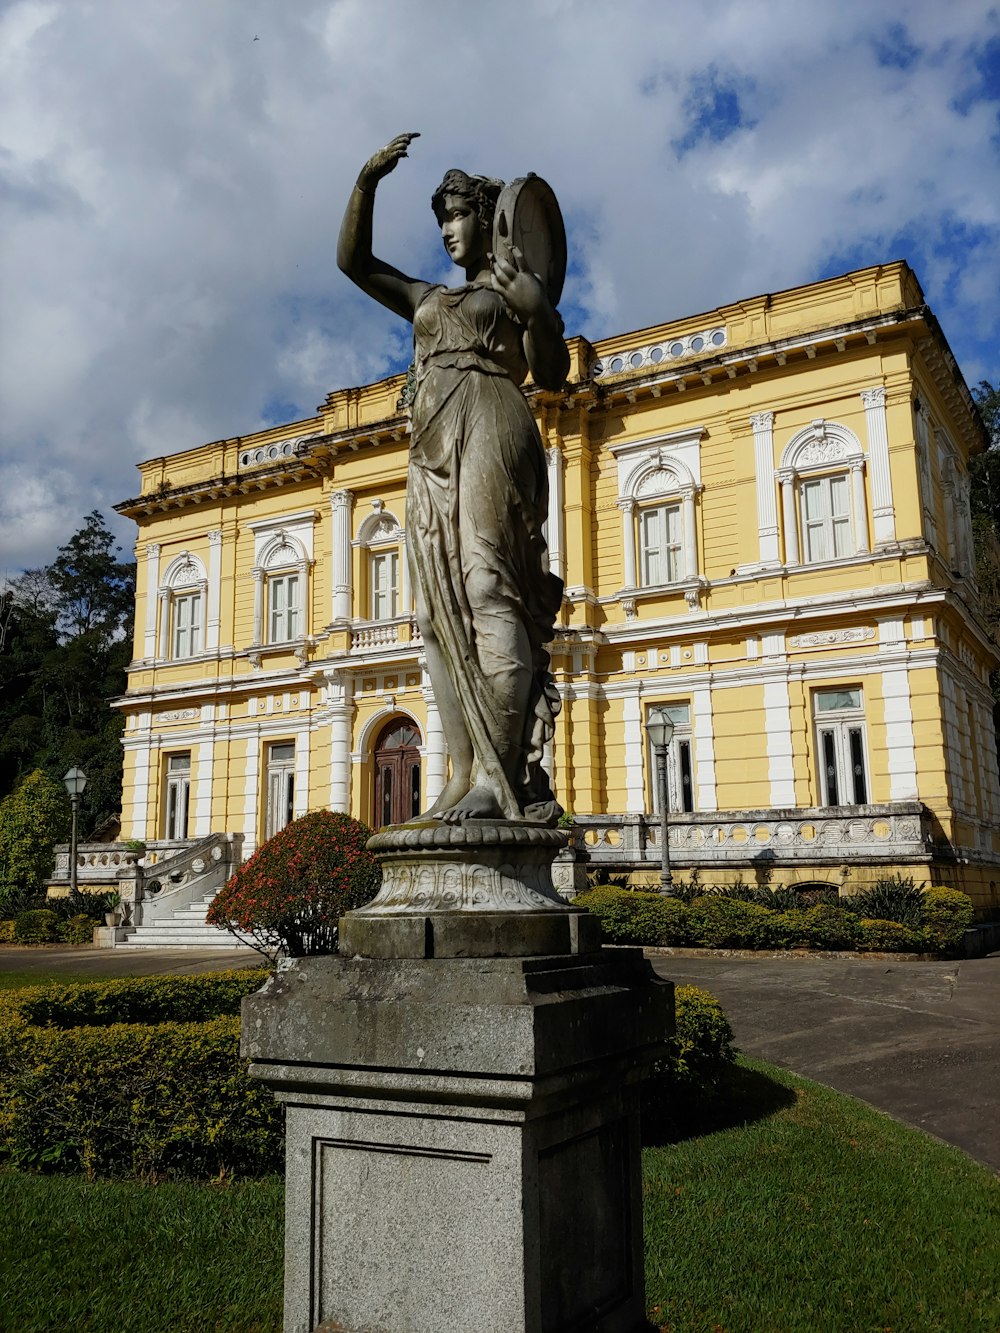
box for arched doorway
[373,718,422,830]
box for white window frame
[646,702,696,814]
[164,752,191,840]
[249,528,311,653]
[158,551,208,662]
[370,549,400,620]
[268,571,301,644]
[800,473,853,563]
[265,742,295,840]
[639,503,682,588]
[171,590,202,659]
[814,687,871,808]
[777,420,870,566]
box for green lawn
[0,970,98,991]
[2,1059,998,1332]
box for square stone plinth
[242,949,673,1333]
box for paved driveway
[0,945,257,979]
[648,952,1000,1172]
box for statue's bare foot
[422,774,472,819]
[437,786,505,823]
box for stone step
[120,929,252,949]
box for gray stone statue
[338,133,569,826]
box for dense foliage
[207,811,381,960]
[575,880,974,954]
[0,512,135,833]
[0,770,70,911]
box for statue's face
[440,193,485,268]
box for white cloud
[0,0,998,567]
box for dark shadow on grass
[641,1062,797,1147]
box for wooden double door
[373,719,422,830]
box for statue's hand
[490,246,551,325]
[358,132,420,190]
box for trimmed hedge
[13,909,61,944]
[0,970,278,1179]
[574,884,972,954]
[665,984,737,1089]
[0,920,15,943]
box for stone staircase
[119,886,252,950]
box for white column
[777,469,799,565]
[850,459,870,553]
[861,387,895,544]
[144,545,160,659]
[422,672,447,806]
[763,679,795,807]
[328,673,354,813]
[242,730,260,856]
[622,687,645,813]
[251,568,265,644]
[881,666,917,799]
[129,713,153,839]
[330,490,353,621]
[207,530,222,650]
[158,588,172,658]
[691,683,717,811]
[293,726,310,819]
[750,412,780,565]
[194,710,215,836]
[546,447,566,581]
[619,498,637,588]
[680,484,699,580]
[399,531,411,612]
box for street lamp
[62,767,87,904]
[645,708,675,895]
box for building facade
[114,262,1000,910]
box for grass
[0,970,99,991]
[2,1061,998,1332]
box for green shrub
[920,887,974,950]
[0,771,70,913]
[846,875,923,926]
[643,985,738,1134]
[685,896,787,949]
[0,1013,282,1179]
[13,909,61,944]
[575,886,689,946]
[207,811,381,960]
[0,920,15,943]
[58,914,96,946]
[856,918,928,952]
[5,968,268,1030]
[787,904,861,951]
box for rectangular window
[371,551,399,620]
[647,702,695,813]
[640,505,681,586]
[165,753,190,840]
[268,574,301,643]
[802,475,852,563]
[814,688,869,806]
[172,592,202,659]
[265,742,295,840]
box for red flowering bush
[207,811,380,961]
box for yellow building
[114,261,1000,920]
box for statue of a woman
[338,133,569,825]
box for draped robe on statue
[407,282,563,822]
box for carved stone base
[341,819,600,959]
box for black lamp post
[645,708,675,896]
[62,767,87,904]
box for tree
[48,510,135,642]
[0,769,70,911]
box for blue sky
[1,0,998,571]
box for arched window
[159,552,208,660]
[252,531,309,648]
[356,504,408,621]
[617,459,702,591]
[372,717,422,829]
[777,421,870,566]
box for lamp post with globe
[62,767,87,904]
[645,709,675,896]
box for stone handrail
[124,833,243,927]
[571,802,934,869]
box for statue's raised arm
[337,132,431,323]
[338,141,569,826]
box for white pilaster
[330,490,353,621]
[130,714,153,839]
[158,588,172,659]
[861,387,895,544]
[422,673,447,806]
[680,485,699,579]
[242,732,260,856]
[619,498,637,588]
[850,459,870,553]
[143,545,160,659]
[546,447,566,581]
[294,726,310,819]
[691,683,717,811]
[195,712,215,836]
[881,666,917,799]
[622,688,645,813]
[750,412,780,565]
[328,674,354,813]
[207,530,222,650]
[777,469,799,565]
[251,568,265,645]
[399,531,411,612]
[763,679,796,807]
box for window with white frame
[814,687,869,807]
[265,742,295,839]
[268,571,301,643]
[164,752,191,840]
[370,550,399,620]
[801,474,853,563]
[172,590,202,658]
[777,421,870,566]
[639,504,682,587]
[647,702,695,813]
